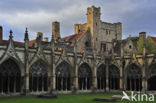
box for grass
[0,93,155,103]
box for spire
[24,27,29,41]
[9,30,13,39]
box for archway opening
[97,64,106,90]
[109,65,120,90]
[0,59,21,94]
[78,63,92,90]
[126,63,142,91]
[148,76,156,91]
[148,64,156,91]
[29,61,48,92]
[55,61,71,91]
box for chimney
[0,26,3,41]
[44,37,48,42]
[52,21,60,42]
[139,32,146,40]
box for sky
[0,0,156,42]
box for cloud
[0,0,156,41]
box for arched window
[126,63,142,91]
[55,61,71,91]
[97,64,106,90]
[0,59,21,94]
[78,63,92,90]
[109,65,120,90]
[29,61,48,92]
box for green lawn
[0,93,155,103]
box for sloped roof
[150,36,156,44]
[61,32,84,46]
[28,40,36,47]
[123,37,139,48]
[0,40,24,46]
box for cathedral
[0,6,156,96]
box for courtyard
[0,93,155,103]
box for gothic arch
[55,59,72,70]
[97,64,106,90]
[125,62,142,72]
[78,62,93,73]
[0,58,21,94]
[28,58,50,76]
[0,57,24,76]
[111,60,120,69]
[78,63,92,90]
[97,62,105,68]
[29,60,49,92]
[109,64,120,90]
[125,63,142,91]
[55,61,72,91]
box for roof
[123,37,139,48]
[150,36,156,44]
[0,40,24,46]
[61,32,84,46]
[28,40,36,47]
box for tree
[137,38,144,53]
[137,38,156,53]
[146,39,156,53]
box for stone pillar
[24,28,29,95]
[25,72,29,93]
[50,35,56,93]
[52,64,56,91]
[73,43,78,93]
[142,65,147,93]
[73,64,78,92]
[142,36,147,93]
[119,65,123,91]
[120,41,125,91]
[106,59,109,92]
[92,66,97,91]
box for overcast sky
[0,0,156,41]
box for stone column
[73,64,78,92]
[25,72,29,93]
[142,40,147,93]
[52,64,56,91]
[142,66,147,93]
[92,66,97,92]
[24,28,29,95]
[106,59,109,92]
[73,44,78,93]
[120,40,125,91]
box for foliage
[137,38,156,53]
[137,38,144,53]
[146,39,156,53]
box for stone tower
[87,6,101,50]
[139,32,146,40]
[52,21,60,42]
